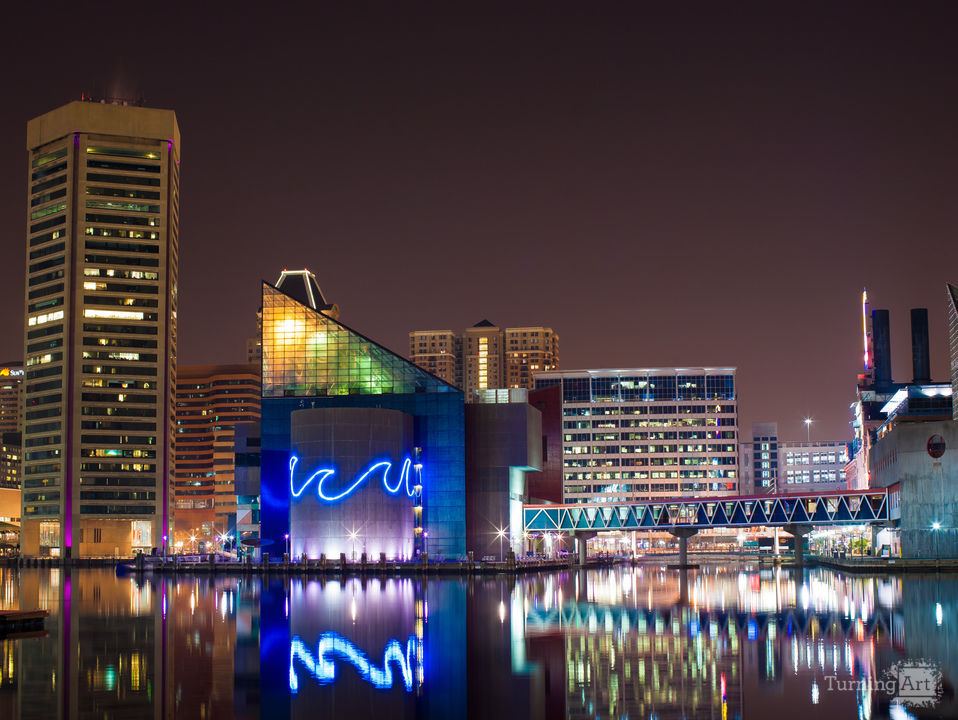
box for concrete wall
[290,408,415,560]
[465,402,541,558]
[527,385,563,504]
[872,420,958,558]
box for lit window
[27,310,64,326]
[83,309,144,320]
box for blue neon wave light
[289,633,418,692]
[289,456,419,502]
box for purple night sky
[2,2,958,441]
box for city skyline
[2,4,958,441]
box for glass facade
[535,370,738,503]
[264,285,454,398]
[260,283,466,559]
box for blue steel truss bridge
[524,490,889,533]
[523,489,890,564]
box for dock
[0,609,49,635]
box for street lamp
[804,418,813,444]
[932,521,941,561]
[283,532,290,558]
[348,529,359,561]
[189,534,197,554]
[496,526,508,562]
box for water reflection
[0,563,953,719]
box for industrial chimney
[872,309,892,388]
[911,308,931,384]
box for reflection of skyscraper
[22,100,180,558]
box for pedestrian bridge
[523,489,890,534]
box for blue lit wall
[290,407,416,560]
[262,392,466,559]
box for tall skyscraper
[409,321,559,399]
[22,99,179,558]
[173,364,260,548]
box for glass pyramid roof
[262,282,456,397]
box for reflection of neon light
[289,456,420,502]
[289,633,418,692]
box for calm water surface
[0,563,954,719]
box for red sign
[927,434,946,459]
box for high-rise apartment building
[407,330,461,387]
[504,327,559,390]
[22,100,179,558]
[409,321,559,399]
[463,320,504,394]
[173,364,260,548]
[534,368,739,503]
[0,363,24,434]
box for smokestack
[911,308,931,384]
[872,309,892,387]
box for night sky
[3,2,958,442]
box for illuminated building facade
[742,421,779,494]
[503,327,559,391]
[534,368,739,503]
[21,100,179,558]
[407,330,461,387]
[247,269,340,366]
[260,280,466,560]
[173,364,260,548]
[0,363,23,433]
[779,440,849,493]
[0,433,20,490]
[408,321,559,399]
[463,321,503,395]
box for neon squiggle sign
[289,457,418,502]
[289,456,419,502]
[289,633,419,692]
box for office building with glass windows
[533,368,739,504]
[21,99,179,557]
[260,280,466,560]
[778,440,849,493]
[740,421,780,494]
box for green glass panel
[261,283,452,398]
